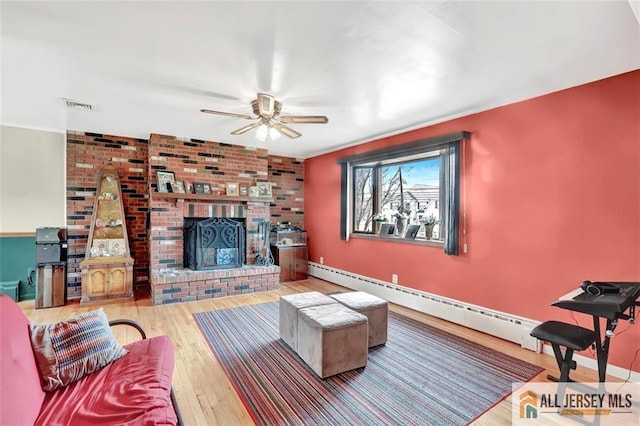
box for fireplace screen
[184,217,245,270]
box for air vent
[61,98,94,111]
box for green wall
[0,236,36,300]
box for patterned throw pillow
[29,308,128,391]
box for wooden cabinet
[81,259,133,301]
[273,245,308,282]
[80,165,134,304]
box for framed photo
[184,181,194,194]
[194,182,207,194]
[156,171,175,193]
[202,183,212,194]
[404,224,420,239]
[379,223,396,236]
[249,186,260,197]
[257,182,272,197]
[240,185,248,196]
[226,182,239,196]
[169,181,186,194]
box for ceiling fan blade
[200,109,253,120]
[274,124,301,139]
[257,93,276,117]
[231,122,260,135]
[280,115,329,124]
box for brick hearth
[152,265,280,304]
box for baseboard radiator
[308,263,541,352]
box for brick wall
[65,131,304,302]
[66,131,149,299]
[147,134,274,273]
[268,155,305,227]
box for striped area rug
[194,302,543,425]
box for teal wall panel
[0,236,36,300]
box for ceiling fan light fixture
[202,92,328,140]
[256,124,268,141]
[269,126,281,141]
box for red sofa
[0,295,183,425]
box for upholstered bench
[297,304,368,378]
[530,320,596,382]
[331,291,388,347]
[279,291,339,351]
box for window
[352,155,441,240]
[338,131,469,255]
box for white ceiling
[1,1,639,158]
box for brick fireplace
[66,131,304,304]
[149,197,279,304]
[147,134,282,304]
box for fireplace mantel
[151,192,273,203]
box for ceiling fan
[200,93,328,140]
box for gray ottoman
[279,291,339,351]
[297,304,368,378]
[330,291,388,347]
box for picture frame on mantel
[169,181,186,194]
[257,182,272,197]
[156,171,175,193]
[226,182,239,196]
[194,182,208,194]
[249,186,260,197]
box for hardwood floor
[19,277,613,426]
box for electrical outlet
[319,256,324,264]
[392,274,398,284]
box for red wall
[305,70,640,372]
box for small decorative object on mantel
[240,185,248,196]
[226,182,239,196]
[169,181,186,194]
[194,182,212,194]
[156,171,175,193]
[249,186,260,197]
[194,182,206,194]
[257,182,272,197]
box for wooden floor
[19,277,613,426]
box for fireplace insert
[184,217,245,270]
